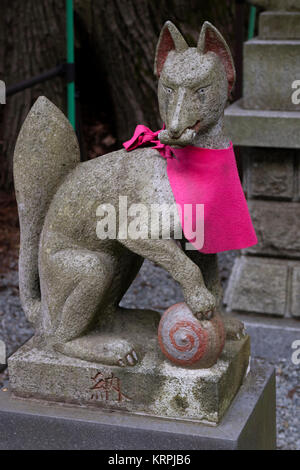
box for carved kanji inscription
[90,371,131,402]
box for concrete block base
[7,336,250,425]
[0,360,276,450]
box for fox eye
[197,88,206,94]
[163,85,174,95]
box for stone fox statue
[14,22,239,367]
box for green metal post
[248,5,257,40]
[66,0,76,129]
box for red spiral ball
[158,303,225,368]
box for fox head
[154,21,235,147]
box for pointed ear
[154,21,188,77]
[197,21,236,96]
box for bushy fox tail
[13,96,80,326]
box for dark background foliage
[0,0,248,189]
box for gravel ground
[0,252,299,450]
[0,268,33,358]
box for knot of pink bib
[123,124,173,159]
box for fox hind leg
[40,247,140,366]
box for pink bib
[123,125,257,253]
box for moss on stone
[172,394,189,410]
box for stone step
[224,99,300,148]
[243,39,300,111]
[259,12,300,39]
[251,0,300,11]
[228,312,300,361]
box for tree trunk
[75,0,235,144]
[0,0,66,189]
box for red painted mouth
[190,120,201,133]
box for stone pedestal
[7,335,250,425]
[224,2,300,354]
[0,361,276,450]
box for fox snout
[158,127,196,146]
[168,125,182,139]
